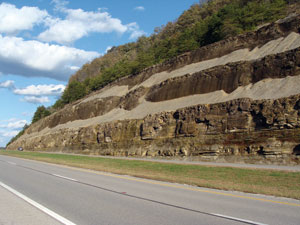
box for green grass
[1,150,300,199]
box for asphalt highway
[0,155,299,225]
[0,185,61,225]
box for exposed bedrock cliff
[8,95,300,164]
[116,13,300,88]
[20,46,300,134]
[32,96,121,131]
[146,47,300,102]
[6,14,300,165]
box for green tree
[32,106,51,123]
[6,124,29,147]
[48,0,289,111]
[61,81,87,104]
[52,99,64,110]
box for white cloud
[51,0,69,11]
[38,6,145,44]
[14,84,65,96]
[0,118,17,123]
[70,66,80,71]
[0,3,144,81]
[13,84,65,104]
[105,46,112,53]
[0,35,99,81]
[0,80,15,89]
[0,119,27,129]
[0,118,27,144]
[134,6,145,11]
[0,3,48,34]
[22,96,50,104]
[38,8,129,44]
[130,29,147,40]
[0,130,19,137]
[22,112,33,117]
[127,23,146,39]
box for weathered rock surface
[7,14,300,165]
[8,95,300,164]
[146,47,300,102]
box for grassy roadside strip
[1,151,300,200]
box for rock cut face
[7,14,300,165]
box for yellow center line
[4,155,300,207]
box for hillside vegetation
[56,0,288,108]
[7,0,293,146]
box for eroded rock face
[6,14,300,165]
[8,95,300,164]
[146,48,300,102]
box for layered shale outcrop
[7,14,300,164]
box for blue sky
[0,0,198,146]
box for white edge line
[213,213,268,225]
[52,174,78,182]
[7,161,16,165]
[0,181,76,225]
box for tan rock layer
[7,94,300,164]
[24,46,300,134]
[22,15,300,134]
[146,47,300,102]
[7,14,300,165]
[117,14,300,88]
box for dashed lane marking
[1,156,300,207]
[52,174,78,182]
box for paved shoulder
[0,185,61,225]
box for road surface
[0,185,61,225]
[0,155,299,225]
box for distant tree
[61,81,87,104]
[52,99,64,110]
[32,106,51,123]
[6,124,29,147]
[47,0,288,110]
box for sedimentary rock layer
[8,94,300,164]
[7,14,300,164]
